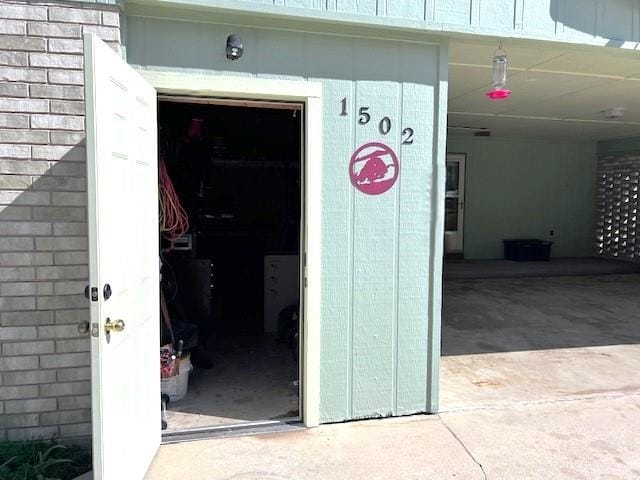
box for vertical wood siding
[183,0,640,44]
[126,17,446,422]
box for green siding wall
[124,0,640,48]
[598,136,640,156]
[126,17,446,422]
[447,136,597,260]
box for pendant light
[485,42,512,100]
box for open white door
[84,34,160,480]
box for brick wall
[0,0,120,441]
[595,153,640,262]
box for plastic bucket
[161,356,192,402]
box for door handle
[104,318,125,335]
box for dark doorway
[157,98,303,432]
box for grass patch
[0,440,91,480]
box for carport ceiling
[449,39,640,141]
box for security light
[226,34,244,60]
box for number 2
[402,127,414,145]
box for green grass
[0,440,91,480]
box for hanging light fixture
[485,42,512,100]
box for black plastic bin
[503,239,553,262]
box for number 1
[340,98,348,116]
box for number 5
[358,107,370,125]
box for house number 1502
[340,98,414,145]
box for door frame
[445,153,466,254]
[137,69,323,428]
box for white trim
[84,32,105,478]
[158,95,303,110]
[444,153,465,254]
[303,95,322,427]
[138,69,322,101]
[139,69,322,428]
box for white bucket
[161,356,192,402]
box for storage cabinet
[264,255,300,332]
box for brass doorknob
[104,318,125,335]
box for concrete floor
[442,273,640,410]
[144,267,640,479]
[166,336,299,431]
[146,395,640,479]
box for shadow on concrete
[442,265,640,356]
[444,257,640,280]
[164,335,299,431]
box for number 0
[379,117,391,135]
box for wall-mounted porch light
[226,34,244,60]
[485,42,512,100]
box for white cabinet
[264,255,300,333]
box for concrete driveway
[146,272,640,479]
[145,394,640,479]
[442,274,640,410]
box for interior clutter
[157,99,303,431]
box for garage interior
[157,99,303,432]
[442,39,640,410]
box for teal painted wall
[125,17,447,421]
[598,136,640,156]
[123,0,640,48]
[447,136,597,260]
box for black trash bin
[503,239,553,261]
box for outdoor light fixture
[602,107,625,120]
[486,42,512,100]
[226,34,244,60]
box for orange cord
[159,158,189,249]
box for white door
[84,33,160,480]
[444,154,465,253]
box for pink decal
[349,142,399,195]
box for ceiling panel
[501,71,613,100]
[448,91,515,114]
[533,51,640,78]
[449,41,567,70]
[447,113,639,141]
[501,80,640,122]
[448,40,640,141]
[448,64,493,97]
[451,70,613,112]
